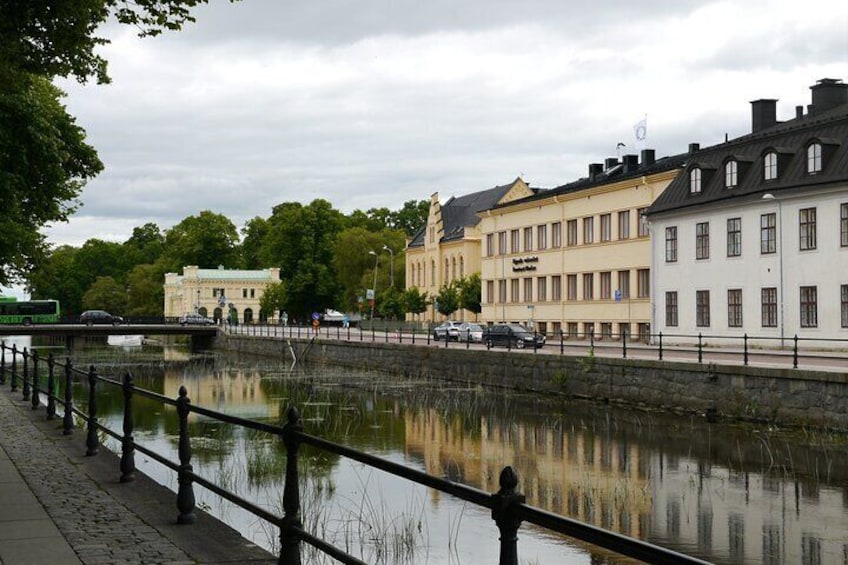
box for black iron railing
[1,340,709,565]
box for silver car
[432,321,463,341]
[458,322,484,343]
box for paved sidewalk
[0,387,276,565]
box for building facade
[405,179,534,323]
[646,78,848,346]
[478,151,686,340]
[163,265,281,323]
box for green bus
[0,297,61,325]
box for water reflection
[66,346,848,565]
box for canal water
[13,337,848,564]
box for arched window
[689,168,702,193]
[725,160,738,188]
[431,260,435,286]
[445,259,449,281]
[807,143,822,174]
[764,152,778,180]
[451,257,456,280]
[460,256,464,278]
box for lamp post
[368,250,379,328]
[382,244,394,288]
[762,193,784,347]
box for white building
[646,78,848,347]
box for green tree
[457,273,482,319]
[0,77,102,285]
[27,245,86,316]
[377,286,405,320]
[435,282,460,319]
[259,281,287,320]
[162,210,239,271]
[391,199,429,236]
[239,216,268,269]
[82,276,128,314]
[123,222,164,266]
[402,287,429,321]
[126,262,167,317]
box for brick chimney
[751,99,778,133]
[809,78,848,114]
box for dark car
[179,313,215,326]
[483,324,545,349]
[79,310,124,326]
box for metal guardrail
[0,340,710,565]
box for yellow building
[405,178,535,323]
[479,151,686,340]
[163,265,281,323]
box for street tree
[259,281,288,321]
[457,273,482,320]
[82,276,128,314]
[434,282,460,319]
[377,286,405,320]
[402,287,429,321]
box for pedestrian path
[0,388,276,565]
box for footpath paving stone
[0,384,276,565]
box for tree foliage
[259,281,287,319]
[402,287,429,319]
[82,276,127,313]
[457,273,482,318]
[162,210,239,271]
[434,282,460,318]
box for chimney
[751,99,778,132]
[604,157,619,170]
[588,163,603,180]
[795,105,804,118]
[688,143,700,153]
[640,149,656,167]
[809,78,848,114]
[622,154,639,173]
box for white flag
[633,117,647,148]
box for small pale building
[164,265,281,324]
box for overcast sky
[34,0,848,250]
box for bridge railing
[1,340,709,565]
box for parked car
[482,324,545,349]
[458,322,484,343]
[79,310,124,326]
[179,313,215,326]
[432,320,463,341]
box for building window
[486,281,494,304]
[566,275,577,300]
[250,289,255,298]
[800,286,817,328]
[498,280,507,303]
[537,225,547,250]
[665,291,678,327]
[799,207,817,250]
[637,269,649,298]
[600,323,613,339]
[696,290,710,327]
[537,277,547,302]
[617,270,630,299]
[431,260,436,284]
[552,321,561,337]
[839,203,848,247]
[807,142,822,174]
[600,214,612,242]
[523,278,533,302]
[665,227,678,262]
[696,222,710,260]
[690,168,702,193]
[486,233,494,257]
[728,289,743,327]
[552,222,562,248]
[523,227,533,251]
[567,322,578,337]
[551,275,562,301]
[567,220,578,246]
[510,229,520,253]
[727,217,742,257]
[637,208,649,237]
[583,217,594,244]
[761,287,777,327]
[764,152,778,181]
[460,256,464,278]
[725,160,738,188]
[841,284,848,328]
[761,213,776,254]
[618,211,630,239]
[445,259,449,281]
[510,279,520,303]
[498,231,507,255]
[583,273,594,300]
[600,272,612,299]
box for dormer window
[807,142,822,174]
[725,160,738,188]
[764,152,778,181]
[689,168,702,194]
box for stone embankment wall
[219,335,848,430]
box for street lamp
[368,250,379,327]
[382,244,394,288]
[762,193,784,347]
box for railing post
[31,350,40,410]
[658,332,663,360]
[622,330,627,359]
[560,331,563,355]
[281,406,304,564]
[697,333,703,364]
[63,359,74,435]
[589,329,594,355]
[86,365,99,456]
[46,354,56,419]
[371,325,375,342]
[121,372,136,483]
[793,335,799,369]
[385,327,389,343]
[176,385,196,524]
[743,334,749,366]
[10,344,18,392]
[22,347,30,401]
[0,341,6,385]
[491,466,525,565]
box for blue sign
[614,289,622,301]
[312,312,320,321]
